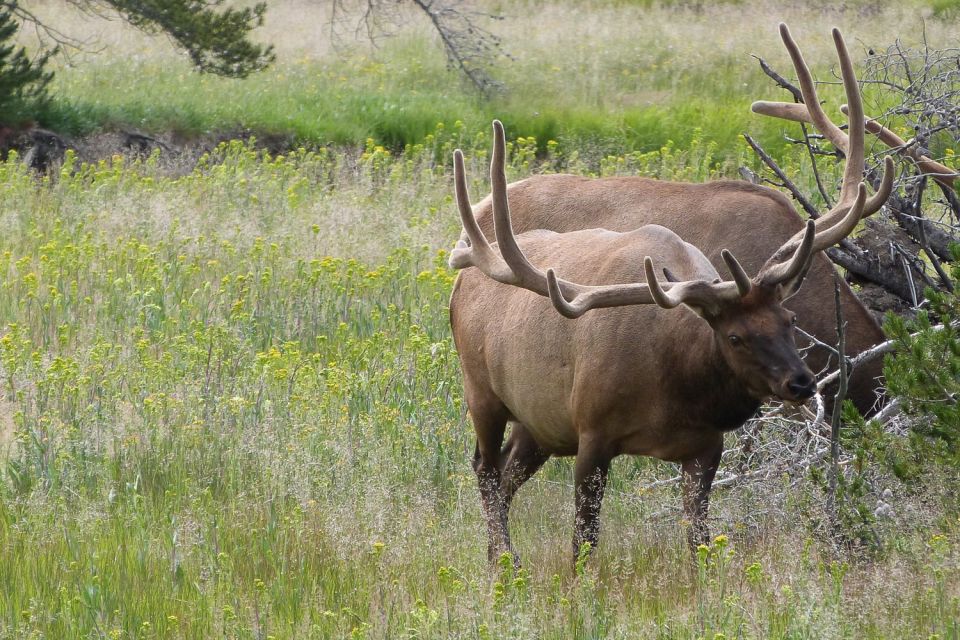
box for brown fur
[463,174,885,415]
[451,224,819,562]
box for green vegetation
[885,247,960,468]
[0,133,957,639]
[19,0,953,163]
[0,8,53,125]
[0,2,958,638]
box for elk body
[458,176,884,414]
[452,25,904,416]
[450,114,888,562]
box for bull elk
[449,118,888,564]
[451,25,908,416]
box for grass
[0,135,957,639]
[16,0,958,163]
[0,1,958,638]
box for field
[24,0,958,160]
[2,1,960,638]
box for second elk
[450,25,897,416]
[449,120,889,566]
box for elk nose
[787,372,816,400]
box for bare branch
[752,53,803,102]
[827,277,847,535]
[329,0,505,96]
[743,133,820,218]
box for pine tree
[884,244,960,466]
[0,7,53,124]
[0,1,274,83]
[103,0,273,78]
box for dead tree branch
[743,133,819,218]
[750,37,960,312]
[827,278,847,533]
[329,0,504,96]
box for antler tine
[810,182,867,252]
[777,23,850,154]
[767,155,893,265]
[840,104,957,188]
[644,257,682,308]
[759,219,816,286]
[864,155,896,213]
[833,27,864,209]
[643,257,743,313]
[448,148,516,281]
[721,250,752,296]
[489,120,550,294]
[779,24,863,213]
[760,185,867,288]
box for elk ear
[680,297,722,322]
[776,254,815,302]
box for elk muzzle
[781,368,816,402]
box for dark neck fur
[674,331,762,432]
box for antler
[752,102,955,187]
[838,104,956,188]
[754,24,895,265]
[450,121,656,311]
[452,117,871,317]
[752,35,956,190]
[752,24,945,190]
[758,184,867,292]
[452,121,762,318]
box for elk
[449,118,887,564]
[450,25,905,416]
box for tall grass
[0,134,957,639]
[2,2,958,637]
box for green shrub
[884,244,960,468]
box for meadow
[26,0,960,161]
[2,1,960,638]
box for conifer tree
[0,7,53,122]
[884,244,960,466]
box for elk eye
[728,335,742,346]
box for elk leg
[500,423,549,511]
[680,442,723,550]
[572,440,611,561]
[470,404,511,564]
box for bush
[883,244,960,468]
